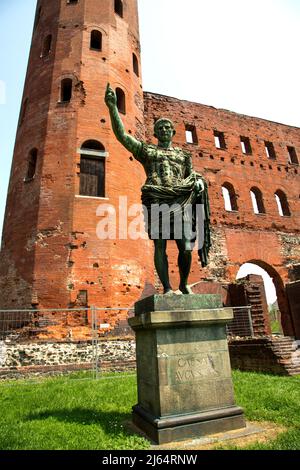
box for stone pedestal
[128,294,245,444]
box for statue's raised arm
[105,83,211,295]
[105,83,141,156]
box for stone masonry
[0,0,299,340]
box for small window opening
[222,183,238,211]
[115,0,123,17]
[240,136,252,155]
[60,78,72,102]
[185,125,198,144]
[26,149,38,181]
[77,290,88,307]
[275,190,291,217]
[287,146,299,165]
[214,130,226,149]
[42,34,52,57]
[265,141,276,160]
[67,0,78,4]
[90,30,102,51]
[133,53,139,76]
[116,87,126,114]
[250,187,265,214]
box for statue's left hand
[195,179,204,193]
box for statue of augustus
[105,84,211,294]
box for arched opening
[250,187,265,214]
[90,30,102,51]
[236,261,293,337]
[114,0,123,18]
[275,190,291,217]
[25,148,38,181]
[116,87,126,114]
[79,140,106,198]
[81,140,105,151]
[133,53,139,77]
[222,182,238,211]
[42,34,52,57]
[60,78,73,102]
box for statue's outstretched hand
[105,83,117,109]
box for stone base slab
[132,405,245,445]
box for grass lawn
[0,370,299,450]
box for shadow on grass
[26,408,130,434]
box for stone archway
[241,260,294,337]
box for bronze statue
[105,84,211,294]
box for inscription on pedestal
[158,350,231,386]
[175,354,219,382]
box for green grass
[219,370,300,450]
[0,370,299,450]
[271,320,281,334]
[0,372,149,450]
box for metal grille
[0,305,253,379]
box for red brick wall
[143,93,300,335]
[0,0,154,324]
[0,2,299,336]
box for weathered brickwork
[229,336,300,376]
[0,1,299,338]
[143,93,300,336]
[0,0,154,322]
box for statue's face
[155,121,174,143]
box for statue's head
[154,118,176,142]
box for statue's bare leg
[176,238,193,294]
[154,239,173,294]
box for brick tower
[0,0,154,316]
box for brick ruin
[0,0,299,347]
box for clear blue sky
[0,0,299,283]
[0,0,36,243]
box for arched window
[114,0,123,18]
[80,141,106,198]
[275,190,291,217]
[222,183,238,211]
[60,78,73,102]
[81,140,105,151]
[25,149,38,181]
[90,30,102,51]
[19,98,28,126]
[42,34,52,57]
[116,88,126,114]
[133,53,139,77]
[250,187,265,214]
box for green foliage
[271,320,281,334]
[0,370,299,450]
